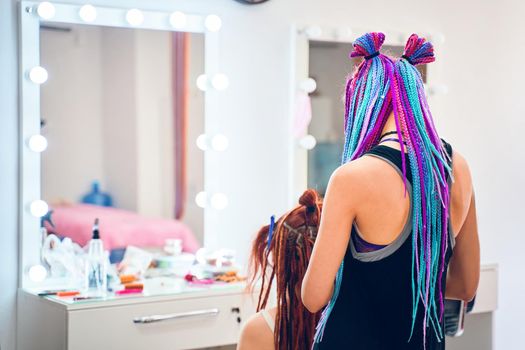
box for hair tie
[401,54,414,65]
[306,205,316,214]
[364,51,380,60]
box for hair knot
[350,32,385,60]
[402,34,435,66]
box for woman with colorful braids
[302,32,480,349]
[238,189,322,350]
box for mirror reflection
[307,41,426,195]
[40,24,204,263]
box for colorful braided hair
[248,189,323,350]
[315,32,395,342]
[314,32,452,346]
[393,33,451,343]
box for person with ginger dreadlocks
[302,32,480,350]
[238,189,323,350]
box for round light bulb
[337,26,353,39]
[196,74,208,91]
[301,78,317,94]
[204,14,222,32]
[28,134,48,152]
[428,84,449,96]
[36,2,56,20]
[196,134,208,151]
[211,73,229,91]
[28,66,48,84]
[430,32,446,45]
[126,9,144,26]
[210,193,228,210]
[305,25,322,38]
[169,11,187,29]
[29,200,49,218]
[299,135,317,150]
[195,191,207,208]
[28,264,48,282]
[211,134,229,152]
[79,4,97,22]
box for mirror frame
[288,24,443,206]
[19,1,224,288]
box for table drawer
[68,293,255,350]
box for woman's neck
[381,112,397,136]
[379,112,403,150]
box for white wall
[2,1,524,349]
[0,1,18,349]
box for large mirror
[19,3,224,289]
[39,23,204,263]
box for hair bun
[350,32,385,59]
[299,189,319,212]
[402,34,435,66]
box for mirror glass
[307,41,426,195]
[40,23,205,261]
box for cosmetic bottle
[81,180,113,207]
[84,218,107,297]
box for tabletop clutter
[38,218,245,301]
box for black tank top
[314,142,455,350]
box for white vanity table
[19,282,256,350]
[18,264,498,350]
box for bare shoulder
[451,150,472,187]
[450,149,474,203]
[330,156,381,185]
[329,155,395,192]
[449,149,474,234]
[237,312,273,350]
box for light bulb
[428,84,449,96]
[29,200,49,218]
[196,74,208,91]
[299,135,317,150]
[430,32,446,45]
[305,25,322,38]
[211,73,229,91]
[36,2,55,20]
[28,134,48,152]
[126,9,144,26]
[301,78,317,94]
[211,134,229,152]
[337,26,353,39]
[210,193,228,210]
[195,191,207,208]
[196,134,208,151]
[79,4,97,22]
[204,14,222,32]
[169,11,187,29]
[28,66,48,84]
[28,264,48,282]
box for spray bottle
[84,218,107,297]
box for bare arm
[301,165,358,312]
[446,152,480,301]
[446,191,480,301]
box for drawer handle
[133,308,220,324]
